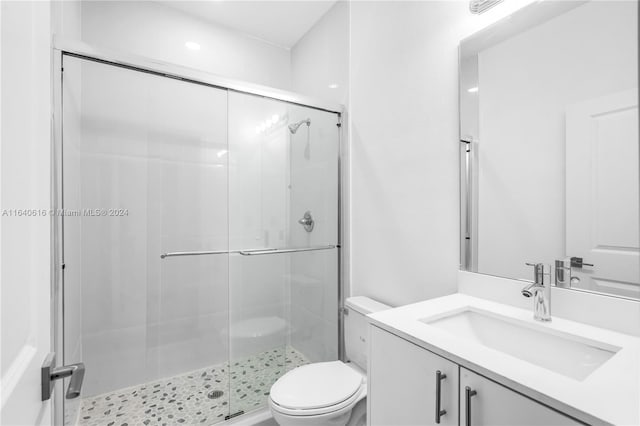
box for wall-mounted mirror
[459,0,639,299]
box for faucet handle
[525,262,550,284]
[525,262,550,270]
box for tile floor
[75,347,309,426]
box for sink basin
[420,308,620,381]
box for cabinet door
[368,325,458,426]
[460,368,582,426]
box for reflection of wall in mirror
[476,1,637,283]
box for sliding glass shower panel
[61,54,341,425]
[287,103,340,364]
[62,56,230,425]
[287,104,339,249]
[145,70,230,426]
[227,92,340,417]
[227,93,290,417]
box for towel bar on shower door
[160,245,337,259]
[238,245,336,256]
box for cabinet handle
[465,386,477,426]
[435,370,447,423]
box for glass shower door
[61,56,231,426]
[61,55,341,424]
[227,92,340,417]
[145,70,231,426]
[286,103,340,365]
[227,93,290,417]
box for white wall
[476,1,637,280]
[0,1,53,424]
[349,0,536,307]
[52,0,81,40]
[291,1,349,105]
[80,1,292,90]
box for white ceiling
[162,1,338,48]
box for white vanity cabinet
[369,325,583,426]
[368,325,459,426]
[460,368,582,426]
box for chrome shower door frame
[51,37,348,424]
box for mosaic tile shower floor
[77,347,309,426]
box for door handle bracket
[570,257,594,268]
[41,353,85,401]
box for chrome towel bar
[239,245,336,256]
[160,249,229,259]
[161,245,336,259]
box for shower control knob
[298,211,314,232]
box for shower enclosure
[55,48,341,426]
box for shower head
[288,118,311,134]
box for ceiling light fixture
[328,83,339,89]
[469,0,503,14]
[185,41,201,51]
[468,87,479,93]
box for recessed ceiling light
[468,87,479,93]
[217,149,227,158]
[328,83,339,89]
[185,41,201,51]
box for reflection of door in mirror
[566,89,639,298]
[460,0,639,300]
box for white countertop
[368,293,640,425]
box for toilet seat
[270,361,365,417]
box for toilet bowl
[269,297,390,426]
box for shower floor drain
[208,390,224,400]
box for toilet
[269,297,391,426]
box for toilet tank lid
[345,296,391,315]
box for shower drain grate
[207,390,224,399]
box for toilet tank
[344,296,391,371]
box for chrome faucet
[521,263,551,322]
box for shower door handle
[41,353,85,401]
